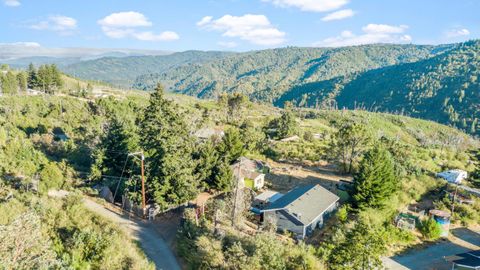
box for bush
[39,162,64,193]
[418,217,442,240]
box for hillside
[62,50,233,88]
[133,44,445,102]
[279,40,480,134]
[2,79,480,268]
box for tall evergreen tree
[90,116,137,182]
[36,64,63,93]
[17,72,28,92]
[27,63,38,89]
[194,140,219,189]
[351,145,397,209]
[138,83,198,208]
[217,128,245,164]
[212,159,233,191]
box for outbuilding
[445,250,480,269]
[437,169,468,184]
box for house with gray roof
[261,184,339,239]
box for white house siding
[254,174,265,189]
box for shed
[445,250,480,269]
[437,169,468,184]
[231,157,267,190]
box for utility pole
[140,153,146,217]
[129,152,147,218]
[231,158,242,228]
[451,184,459,219]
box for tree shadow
[451,227,480,247]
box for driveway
[49,190,181,270]
[384,228,480,270]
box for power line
[113,154,131,202]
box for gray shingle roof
[263,184,339,225]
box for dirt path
[48,190,181,270]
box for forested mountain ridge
[133,44,446,102]
[62,50,232,88]
[59,41,480,134]
[280,40,480,134]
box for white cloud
[132,31,179,41]
[315,24,412,47]
[98,11,179,42]
[321,9,354,21]
[197,16,213,27]
[218,41,238,48]
[4,0,20,7]
[197,14,286,46]
[262,0,348,12]
[362,24,408,34]
[0,42,40,47]
[30,15,77,34]
[445,28,470,39]
[98,11,152,28]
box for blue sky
[1,0,479,52]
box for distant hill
[133,44,448,101]
[62,50,233,88]
[279,40,480,134]
[3,56,83,68]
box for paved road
[384,228,480,270]
[49,190,181,270]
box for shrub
[418,217,442,240]
[39,162,64,193]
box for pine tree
[36,64,63,93]
[138,83,198,208]
[27,63,38,89]
[217,128,245,164]
[90,116,136,182]
[351,145,397,209]
[212,159,233,191]
[17,72,28,92]
[277,109,298,139]
[194,141,219,189]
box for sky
[0,0,479,54]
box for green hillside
[133,44,444,102]
[62,50,232,88]
[2,77,480,268]
[279,40,480,134]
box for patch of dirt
[265,159,352,194]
